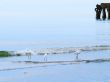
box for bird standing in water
[44,53,48,62]
[74,49,81,61]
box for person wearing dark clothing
[95,4,102,20]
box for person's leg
[102,8,106,20]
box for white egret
[43,53,48,62]
[25,51,32,59]
[74,49,81,60]
[25,49,35,59]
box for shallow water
[0,50,110,82]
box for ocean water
[0,50,110,82]
[0,0,110,82]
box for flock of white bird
[13,49,81,61]
[9,45,110,62]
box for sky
[0,0,109,50]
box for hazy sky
[0,0,109,50]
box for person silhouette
[95,4,102,20]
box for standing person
[95,4,102,20]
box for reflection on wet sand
[0,57,110,72]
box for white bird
[25,50,32,59]
[74,49,81,60]
[43,53,48,62]
[25,49,35,60]
[14,49,35,60]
